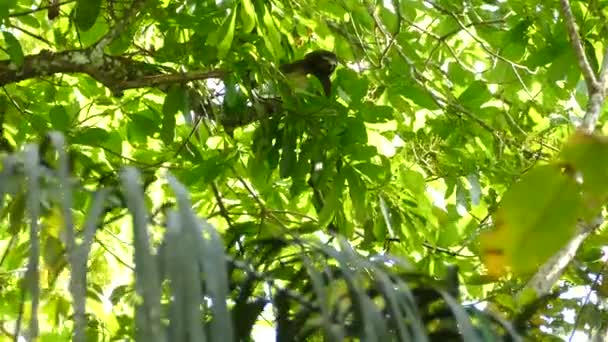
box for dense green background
[1,0,608,340]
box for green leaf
[318,174,345,229]
[108,30,133,55]
[162,86,186,145]
[42,236,66,273]
[344,166,367,222]
[458,81,491,110]
[17,15,40,29]
[584,39,599,74]
[279,128,297,179]
[336,68,369,105]
[2,32,24,67]
[547,50,576,83]
[356,161,390,184]
[340,117,367,146]
[560,133,608,216]
[240,0,256,33]
[402,84,439,110]
[9,193,25,234]
[0,0,16,22]
[74,0,102,32]
[360,102,394,123]
[72,127,110,146]
[480,164,582,276]
[49,105,71,131]
[217,6,238,59]
[256,1,282,59]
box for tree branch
[0,49,224,95]
[523,0,608,300]
[560,0,599,93]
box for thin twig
[8,0,76,17]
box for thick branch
[524,220,599,296]
[117,70,226,90]
[0,49,224,95]
[0,48,281,134]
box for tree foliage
[1,0,608,341]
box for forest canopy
[1,0,608,341]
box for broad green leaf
[74,0,102,32]
[336,69,369,105]
[0,0,16,22]
[378,6,398,33]
[351,6,374,30]
[434,17,460,37]
[79,17,109,46]
[126,120,148,145]
[108,31,133,55]
[256,1,282,59]
[399,0,419,20]
[401,85,439,110]
[240,0,256,33]
[501,20,529,61]
[559,133,608,216]
[584,39,599,74]
[480,164,582,276]
[360,102,394,123]
[49,105,71,131]
[72,127,110,146]
[458,81,491,110]
[356,161,390,184]
[162,86,186,145]
[279,128,297,179]
[340,117,367,146]
[17,15,40,29]
[42,236,66,274]
[9,192,25,234]
[318,173,345,229]
[547,51,575,83]
[102,130,123,155]
[2,32,24,67]
[344,165,367,222]
[217,6,238,59]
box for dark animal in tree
[280,50,338,97]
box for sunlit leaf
[480,164,582,276]
[72,127,110,146]
[49,105,71,131]
[162,86,186,145]
[344,165,367,222]
[240,0,256,33]
[74,0,102,32]
[217,5,238,59]
[2,32,24,67]
[559,132,608,217]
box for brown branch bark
[560,0,599,94]
[0,47,285,139]
[0,49,224,95]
